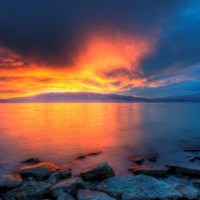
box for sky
[0,0,200,99]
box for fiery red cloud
[1,28,188,99]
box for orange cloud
[0,29,155,98]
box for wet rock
[128,164,169,177]
[57,192,75,200]
[130,155,144,164]
[87,151,102,156]
[48,169,72,184]
[0,174,22,189]
[16,162,62,180]
[51,177,85,195]
[172,183,198,199]
[77,189,115,200]
[21,158,41,165]
[4,181,50,200]
[98,174,182,200]
[145,153,158,162]
[80,162,115,180]
[167,164,200,176]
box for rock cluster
[1,160,200,200]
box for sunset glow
[0,31,154,98]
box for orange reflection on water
[0,103,144,175]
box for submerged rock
[57,192,75,200]
[167,164,200,176]
[188,156,200,162]
[0,174,22,189]
[98,174,182,200]
[21,158,41,165]
[77,189,115,200]
[145,153,159,162]
[4,181,50,200]
[87,152,102,156]
[48,169,72,184]
[16,162,62,180]
[130,155,144,164]
[80,162,115,180]
[128,165,169,177]
[172,183,199,199]
[51,177,85,195]
[76,155,86,160]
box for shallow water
[0,103,200,175]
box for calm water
[0,103,200,175]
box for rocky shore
[1,157,200,200]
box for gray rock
[48,169,72,184]
[80,162,115,180]
[0,174,22,189]
[98,174,182,200]
[57,192,75,200]
[16,162,62,180]
[172,183,198,199]
[4,181,50,200]
[167,164,200,176]
[51,177,85,195]
[77,190,115,200]
[128,165,169,177]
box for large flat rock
[167,164,200,176]
[16,162,62,180]
[128,165,169,177]
[98,174,182,200]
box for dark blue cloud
[0,0,180,66]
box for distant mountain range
[0,92,200,103]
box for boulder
[77,189,115,200]
[98,174,182,200]
[128,165,169,177]
[48,169,72,184]
[57,192,75,200]
[172,183,198,199]
[16,162,62,180]
[4,181,50,200]
[80,162,115,180]
[130,155,144,164]
[51,177,85,195]
[0,174,22,189]
[167,164,200,176]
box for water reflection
[0,103,200,175]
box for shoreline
[1,151,200,200]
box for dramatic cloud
[0,0,199,98]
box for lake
[0,103,200,175]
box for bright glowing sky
[0,0,200,99]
